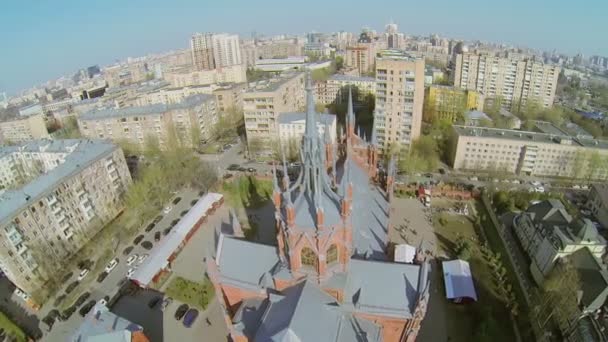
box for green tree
[535,259,581,333]
[247,137,265,158]
[335,56,344,70]
[190,125,202,149]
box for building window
[301,247,317,269]
[327,245,338,264]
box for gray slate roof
[567,247,608,312]
[71,303,143,342]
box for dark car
[154,231,161,242]
[79,300,97,317]
[65,281,79,294]
[153,215,163,224]
[42,315,55,331]
[180,210,188,217]
[175,304,189,320]
[53,294,66,307]
[227,164,240,171]
[61,306,77,320]
[97,271,108,283]
[163,227,171,236]
[61,272,73,283]
[183,308,199,328]
[123,246,134,256]
[172,197,182,205]
[75,292,91,307]
[171,219,180,227]
[145,223,155,232]
[237,166,247,172]
[133,235,144,245]
[190,199,197,206]
[198,190,206,197]
[148,297,162,309]
[141,241,153,250]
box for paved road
[41,189,201,341]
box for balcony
[51,205,62,215]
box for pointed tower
[346,87,356,140]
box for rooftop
[533,120,570,136]
[329,74,375,83]
[80,94,214,120]
[70,302,144,342]
[376,49,420,61]
[0,139,118,226]
[278,112,336,125]
[246,72,304,93]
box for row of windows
[301,245,338,268]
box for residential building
[0,114,50,143]
[0,139,131,297]
[345,45,375,75]
[464,110,492,126]
[212,83,247,112]
[79,94,218,149]
[133,84,216,107]
[254,57,306,72]
[71,302,149,341]
[449,124,608,179]
[190,33,242,70]
[18,104,44,117]
[207,78,430,342]
[278,112,336,144]
[453,52,560,109]
[587,184,608,230]
[512,200,606,289]
[498,108,522,129]
[423,85,483,123]
[243,72,305,147]
[374,50,425,151]
[102,62,149,88]
[257,39,303,59]
[315,75,376,105]
[163,64,247,88]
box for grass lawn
[0,312,26,342]
[433,209,517,342]
[165,276,214,310]
[222,176,272,209]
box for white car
[126,255,138,266]
[530,181,541,187]
[534,186,545,193]
[581,185,589,190]
[137,254,149,264]
[14,288,28,301]
[163,206,173,214]
[573,185,581,189]
[105,258,119,273]
[77,268,90,281]
[126,268,136,278]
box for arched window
[327,244,338,264]
[301,247,318,268]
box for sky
[1,0,606,95]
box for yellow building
[424,85,484,123]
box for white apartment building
[0,139,131,298]
[278,112,336,144]
[190,33,242,70]
[163,64,247,88]
[453,52,560,108]
[0,114,50,143]
[79,94,218,149]
[450,125,608,179]
[244,72,306,147]
[374,50,425,151]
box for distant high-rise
[374,50,425,151]
[191,33,242,70]
[384,20,402,49]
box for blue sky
[1,0,606,95]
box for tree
[398,136,440,174]
[335,56,344,71]
[190,125,202,149]
[247,138,265,158]
[454,235,472,260]
[212,107,243,142]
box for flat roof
[0,139,118,225]
[376,49,420,61]
[533,120,569,136]
[80,94,213,120]
[246,72,304,93]
[130,192,223,287]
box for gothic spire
[347,87,355,131]
[304,72,317,139]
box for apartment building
[278,112,336,144]
[213,83,247,112]
[345,44,376,75]
[453,52,560,108]
[587,184,608,230]
[243,72,305,147]
[450,124,608,179]
[0,139,131,297]
[78,94,218,149]
[424,85,484,123]
[163,64,247,88]
[190,33,242,70]
[133,85,215,106]
[0,114,50,143]
[315,75,376,105]
[374,50,425,151]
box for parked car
[190,199,198,206]
[79,300,97,317]
[161,297,173,311]
[74,292,91,307]
[61,272,74,283]
[153,215,163,224]
[145,223,155,232]
[237,166,247,172]
[133,235,144,245]
[105,258,119,273]
[183,308,199,328]
[172,197,182,205]
[127,255,138,266]
[138,254,149,264]
[148,297,162,309]
[14,288,28,300]
[65,281,79,294]
[97,271,108,283]
[154,231,161,242]
[163,206,173,214]
[175,304,189,320]
[227,164,240,171]
[53,294,66,307]
[127,268,136,278]
[61,306,77,320]
[123,246,134,256]
[77,268,90,281]
[171,219,180,227]
[180,210,188,217]
[141,241,153,250]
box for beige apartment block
[315,75,376,105]
[450,125,608,179]
[453,52,560,109]
[0,139,131,298]
[0,114,50,143]
[191,33,242,70]
[345,44,376,75]
[243,72,305,147]
[164,64,247,88]
[213,83,247,113]
[374,50,425,151]
[78,94,218,149]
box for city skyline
[1,0,607,95]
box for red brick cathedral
[207,73,430,342]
